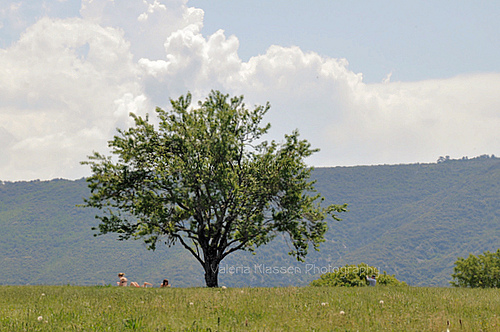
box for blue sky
[190,0,500,82]
[0,0,499,180]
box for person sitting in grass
[117,273,128,286]
[366,274,377,287]
[160,279,171,288]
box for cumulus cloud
[0,0,498,180]
[0,16,146,180]
[80,0,204,61]
[139,26,242,103]
[233,47,500,167]
[325,73,500,166]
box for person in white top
[366,274,377,286]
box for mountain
[309,155,500,286]
[0,155,498,287]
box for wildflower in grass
[41,293,45,296]
[37,316,43,322]
[339,311,345,315]
[189,302,194,306]
[321,302,328,306]
[221,286,227,289]
[379,300,384,304]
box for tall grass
[0,285,499,331]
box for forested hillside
[0,179,203,287]
[310,155,500,286]
[0,155,498,287]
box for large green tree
[82,90,346,287]
[450,249,500,288]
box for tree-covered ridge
[0,178,202,287]
[0,155,498,286]
[309,155,499,286]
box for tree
[309,263,406,287]
[450,249,500,288]
[82,90,347,287]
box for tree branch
[174,234,204,266]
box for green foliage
[451,249,500,288]
[377,271,408,286]
[82,90,346,287]
[1,285,499,331]
[310,263,406,287]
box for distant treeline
[437,154,497,163]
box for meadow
[0,285,499,331]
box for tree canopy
[309,263,406,287]
[451,249,500,288]
[82,90,346,287]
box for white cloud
[139,25,241,101]
[324,73,500,166]
[0,17,145,180]
[137,0,167,22]
[382,72,392,83]
[80,0,203,61]
[134,23,500,168]
[0,0,498,180]
[229,46,499,166]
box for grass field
[0,285,499,331]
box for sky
[0,0,499,181]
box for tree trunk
[204,259,219,287]
[203,247,221,287]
